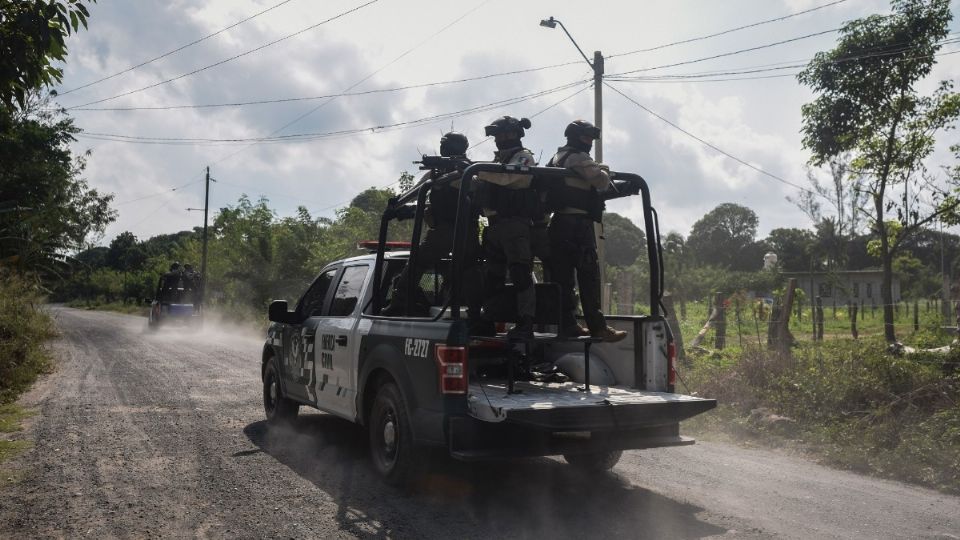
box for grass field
[667,297,955,351]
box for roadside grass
[681,337,960,494]
[0,273,56,405]
[0,404,34,433]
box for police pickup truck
[261,161,715,485]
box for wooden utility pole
[200,167,211,307]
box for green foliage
[0,271,55,404]
[603,212,644,267]
[57,178,415,322]
[686,203,759,269]
[798,0,959,341]
[685,339,960,492]
[0,105,115,281]
[0,0,95,109]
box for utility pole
[592,50,608,310]
[593,50,604,163]
[200,166,211,308]
[187,166,214,311]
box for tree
[686,203,759,268]
[798,0,960,341]
[765,228,816,272]
[0,105,114,279]
[603,213,644,267]
[0,0,96,109]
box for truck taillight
[436,344,468,394]
[667,340,677,388]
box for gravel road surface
[1,307,958,539]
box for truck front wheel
[369,382,418,485]
[263,359,299,424]
[563,449,623,472]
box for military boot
[592,326,627,343]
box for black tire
[368,382,418,486]
[563,449,623,472]
[263,359,299,424]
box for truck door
[312,264,370,419]
[281,267,337,403]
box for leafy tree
[766,228,816,272]
[603,213,644,267]
[686,203,759,268]
[0,0,95,109]
[798,0,960,341]
[0,105,114,280]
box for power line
[608,27,841,77]
[265,0,494,138]
[75,80,590,145]
[606,0,849,59]
[114,178,206,206]
[319,80,595,212]
[65,61,582,112]
[605,82,822,197]
[62,0,380,110]
[607,39,960,83]
[56,0,298,97]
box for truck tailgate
[467,380,716,431]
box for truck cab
[262,161,716,484]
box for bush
[685,338,960,493]
[0,272,55,404]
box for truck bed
[467,379,716,431]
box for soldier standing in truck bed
[383,132,480,318]
[547,120,626,343]
[474,116,538,338]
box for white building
[781,270,901,306]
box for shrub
[0,272,55,404]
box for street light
[541,15,611,310]
[538,15,604,162]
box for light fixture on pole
[538,16,603,162]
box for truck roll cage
[370,162,664,324]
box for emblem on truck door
[404,338,430,359]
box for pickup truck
[261,162,716,485]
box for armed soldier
[384,132,480,317]
[156,262,183,303]
[474,116,539,338]
[547,120,626,342]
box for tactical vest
[546,150,604,222]
[429,184,460,224]
[478,148,540,220]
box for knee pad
[508,263,533,290]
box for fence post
[913,300,919,332]
[849,302,859,339]
[815,296,824,341]
[714,292,726,350]
[768,278,796,352]
[735,299,743,348]
[860,299,864,321]
[663,293,686,362]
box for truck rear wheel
[563,449,623,472]
[263,359,299,424]
[368,382,418,485]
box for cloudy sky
[52,0,960,245]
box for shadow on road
[244,414,725,539]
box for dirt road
[1,307,958,539]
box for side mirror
[268,300,294,323]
